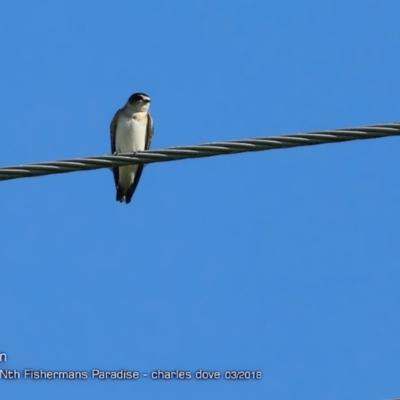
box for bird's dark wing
[125,113,154,203]
[145,113,154,150]
[110,108,123,187]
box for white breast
[115,114,147,189]
[115,115,147,153]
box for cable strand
[0,122,399,182]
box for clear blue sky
[1,1,399,399]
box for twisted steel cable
[0,122,399,182]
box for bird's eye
[128,95,139,103]
[128,93,150,104]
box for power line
[0,122,399,182]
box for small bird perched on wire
[110,93,154,204]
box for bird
[110,93,154,204]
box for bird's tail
[116,186,126,203]
[115,165,144,204]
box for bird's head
[126,93,151,112]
